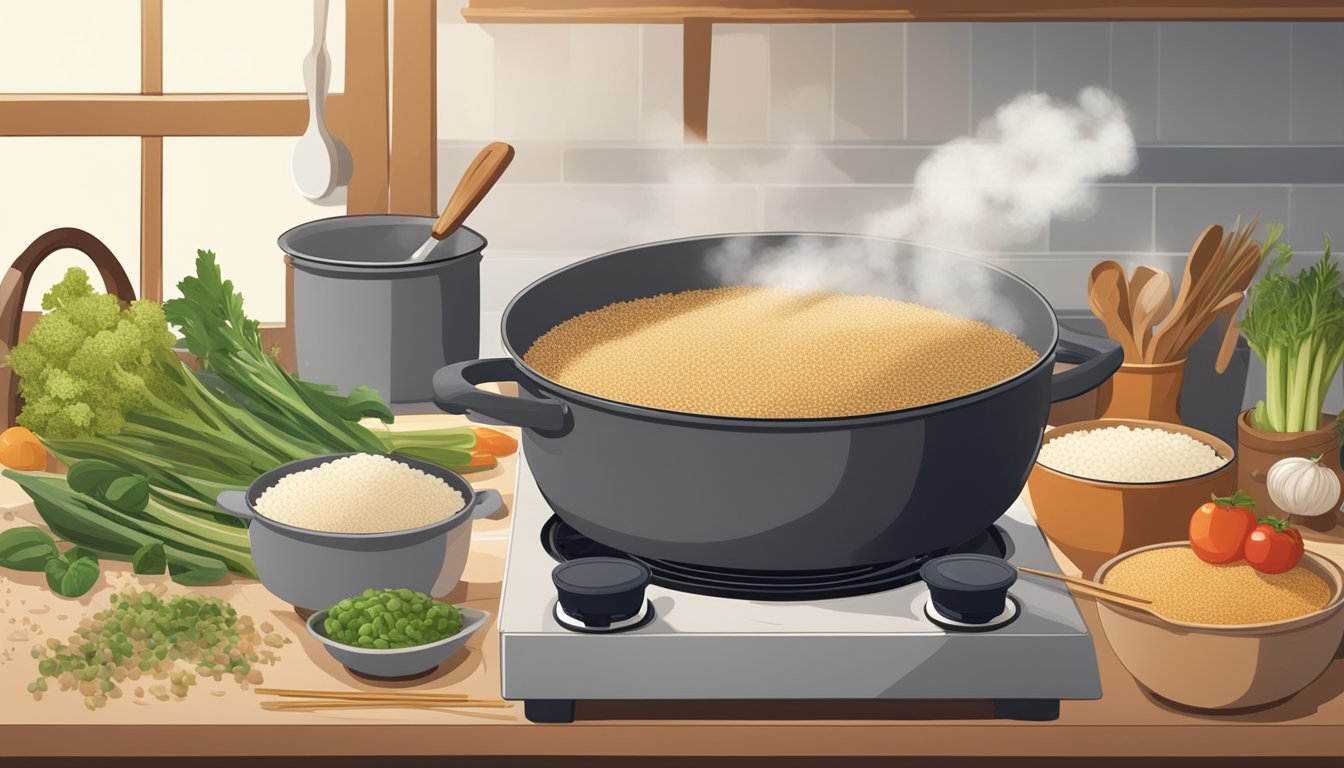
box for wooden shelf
[463,1,1344,140]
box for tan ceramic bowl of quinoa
[1027,418,1236,578]
[1094,542,1344,711]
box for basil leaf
[0,527,59,571]
[64,546,99,566]
[168,557,227,586]
[132,542,166,575]
[103,475,150,514]
[44,555,99,598]
[66,460,125,496]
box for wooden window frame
[0,0,439,362]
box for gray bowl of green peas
[307,598,490,679]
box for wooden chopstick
[1017,567,1153,603]
[261,699,511,711]
[256,687,469,701]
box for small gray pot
[279,215,486,404]
[216,453,502,612]
[307,605,491,679]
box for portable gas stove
[498,450,1102,723]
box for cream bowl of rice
[216,453,503,611]
[1027,419,1235,578]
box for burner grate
[541,517,1007,601]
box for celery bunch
[1241,232,1344,433]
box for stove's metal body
[498,451,1102,723]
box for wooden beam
[683,20,712,142]
[0,94,352,137]
[344,0,390,215]
[389,0,438,216]
[139,0,164,303]
[461,2,1344,22]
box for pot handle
[215,490,255,522]
[470,489,504,520]
[1051,326,1123,403]
[433,358,571,435]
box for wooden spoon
[1088,260,1139,361]
[1169,291,1244,363]
[1215,308,1242,374]
[1149,225,1223,362]
[407,141,515,263]
[1130,270,1173,362]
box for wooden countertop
[2,414,1344,763]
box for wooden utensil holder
[1,228,137,428]
[1095,358,1187,425]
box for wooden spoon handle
[1017,567,1153,603]
[431,142,515,240]
[1215,301,1243,375]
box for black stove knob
[552,557,651,628]
[919,554,1017,625]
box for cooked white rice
[1037,425,1228,483]
[254,453,466,533]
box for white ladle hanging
[292,0,351,201]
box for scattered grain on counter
[1037,425,1227,483]
[1103,547,1332,624]
[27,589,283,708]
[254,453,465,534]
[524,286,1039,418]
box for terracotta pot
[1028,418,1236,578]
[1095,359,1187,424]
[1236,411,1344,530]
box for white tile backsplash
[833,24,905,141]
[708,25,771,142]
[1157,23,1292,142]
[437,23,495,140]
[1050,186,1155,253]
[491,25,570,141]
[641,25,685,142]
[1109,22,1159,141]
[1035,23,1110,103]
[970,23,1035,127]
[1288,186,1344,252]
[768,25,834,141]
[906,23,972,140]
[567,26,642,141]
[1290,23,1344,142]
[1154,186,1291,253]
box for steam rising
[708,88,1138,329]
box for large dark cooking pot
[432,233,1121,571]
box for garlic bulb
[1266,456,1341,517]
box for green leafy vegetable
[131,541,166,575]
[1241,227,1344,433]
[0,527,59,571]
[2,251,480,591]
[44,549,100,597]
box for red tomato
[1244,517,1305,574]
[1189,490,1259,564]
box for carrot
[465,450,497,470]
[0,426,47,471]
[472,427,518,457]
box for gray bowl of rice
[216,453,503,611]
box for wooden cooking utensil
[1130,270,1173,362]
[1017,567,1161,616]
[1017,567,1153,602]
[407,141,515,263]
[1215,309,1242,374]
[1088,260,1139,361]
[1128,265,1161,316]
[1150,225,1224,361]
[1166,291,1244,364]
